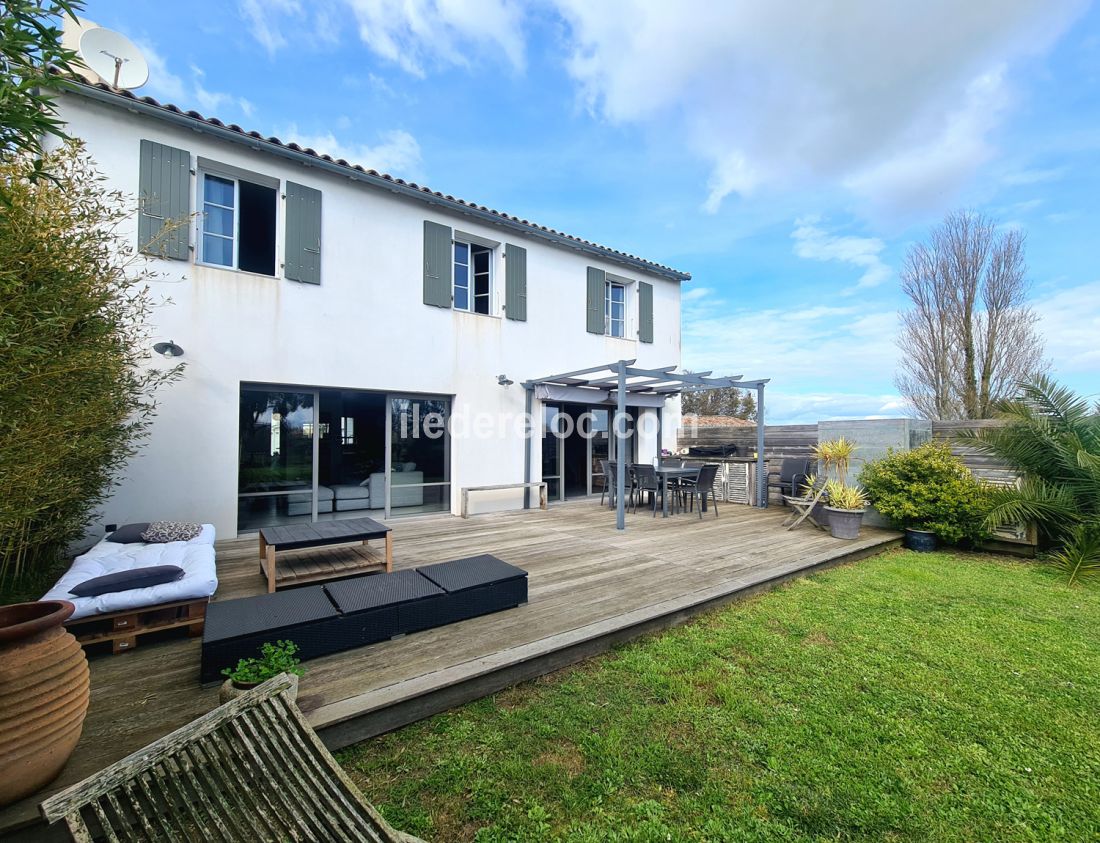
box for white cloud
[1001,166,1068,186]
[189,65,255,122]
[791,217,891,293]
[682,299,906,422]
[135,40,186,103]
[238,0,303,55]
[1033,279,1100,378]
[278,125,424,177]
[553,0,1088,214]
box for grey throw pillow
[140,521,203,543]
[106,522,151,544]
[70,565,184,597]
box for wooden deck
[1,502,899,837]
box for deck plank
[0,501,899,837]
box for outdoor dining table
[653,466,702,518]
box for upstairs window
[454,240,492,314]
[200,173,277,276]
[605,280,626,337]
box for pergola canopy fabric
[534,384,666,408]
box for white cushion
[331,484,370,501]
[42,524,217,620]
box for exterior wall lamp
[497,374,514,386]
[153,340,184,359]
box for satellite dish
[77,26,149,90]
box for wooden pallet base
[67,598,208,654]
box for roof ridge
[58,76,690,281]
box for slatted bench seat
[201,555,528,682]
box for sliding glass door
[238,385,452,532]
[238,388,317,531]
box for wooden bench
[461,482,548,518]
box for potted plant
[859,442,992,551]
[812,437,866,537]
[220,640,303,704]
[823,481,869,539]
[0,600,89,806]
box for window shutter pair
[422,221,528,321]
[137,139,322,283]
[584,266,654,342]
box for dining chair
[631,464,661,516]
[681,463,721,518]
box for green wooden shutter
[285,182,323,284]
[423,220,453,307]
[138,139,190,260]
[504,243,527,321]
[586,267,605,334]
[638,281,654,343]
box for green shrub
[860,443,991,544]
[0,142,181,594]
[222,640,304,685]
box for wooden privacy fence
[678,420,1014,479]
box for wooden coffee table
[258,517,393,593]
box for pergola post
[615,360,627,530]
[523,386,533,510]
[756,383,766,508]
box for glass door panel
[389,396,451,516]
[238,388,315,530]
[588,408,609,496]
[542,404,564,501]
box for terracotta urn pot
[0,600,90,806]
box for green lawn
[339,550,1100,842]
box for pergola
[522,360,770,530]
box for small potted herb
[219,640,304,704]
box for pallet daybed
[41,524,218,653]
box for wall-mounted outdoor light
[153,340,184,359]
[497,374,514,386]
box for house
[53,81,689,537]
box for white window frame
[605,279,627,338]
[196,161,280,277]
[452,238,494,315]
[199,172,238,270]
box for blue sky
[82,1,1099,423]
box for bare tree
[895,211,1046,419]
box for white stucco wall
[56,92,684,536]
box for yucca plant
[824,481,867,511]
[958,375,1100,584]
[813,437,858,485]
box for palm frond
[981,479,1078,537]
[1049,522,1100,586]
[1015,374,1091,431]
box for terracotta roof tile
[60,77,690,281]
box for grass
[339,550,1100,841]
